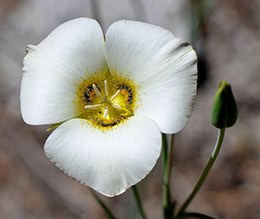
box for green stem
[177,128,225,217]
[162,134,174,219]
[132,185,148,219]
[90,190,118,219]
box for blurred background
[0,0,259,218]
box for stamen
[110,90,120,100]
[104,80,109,98]
[103,106,109,118]
[92,84,103,99]
[84,104,102,109]
[113,103,121,109]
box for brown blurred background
[0,0,259,218]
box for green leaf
[210,80,238,128]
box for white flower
[20,18,197,197]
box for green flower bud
[211,80,238,128]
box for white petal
[21,18,106,125]
[105,20,197,133]
[44,116,161,197]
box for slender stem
[162,134,174,219]
[170,135,175,174]
[177,128,225,216]
[132,185,148,219]
[90,190,118,219]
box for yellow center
[74,70,139,130]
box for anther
[104,80,109,98]
[84,104,102,109]
[113,103,121,109]
[103,106,109,118]
[110,90,120,100]
[92,84,103,99]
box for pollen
[74,69,139,130]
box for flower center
[74,71,138,130]
[84,80,134,126]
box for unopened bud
[211,80,238,128]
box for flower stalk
[162,134,174,219]
[90,190,118,219]
[132,185,148,219]
[177,128,225,216]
